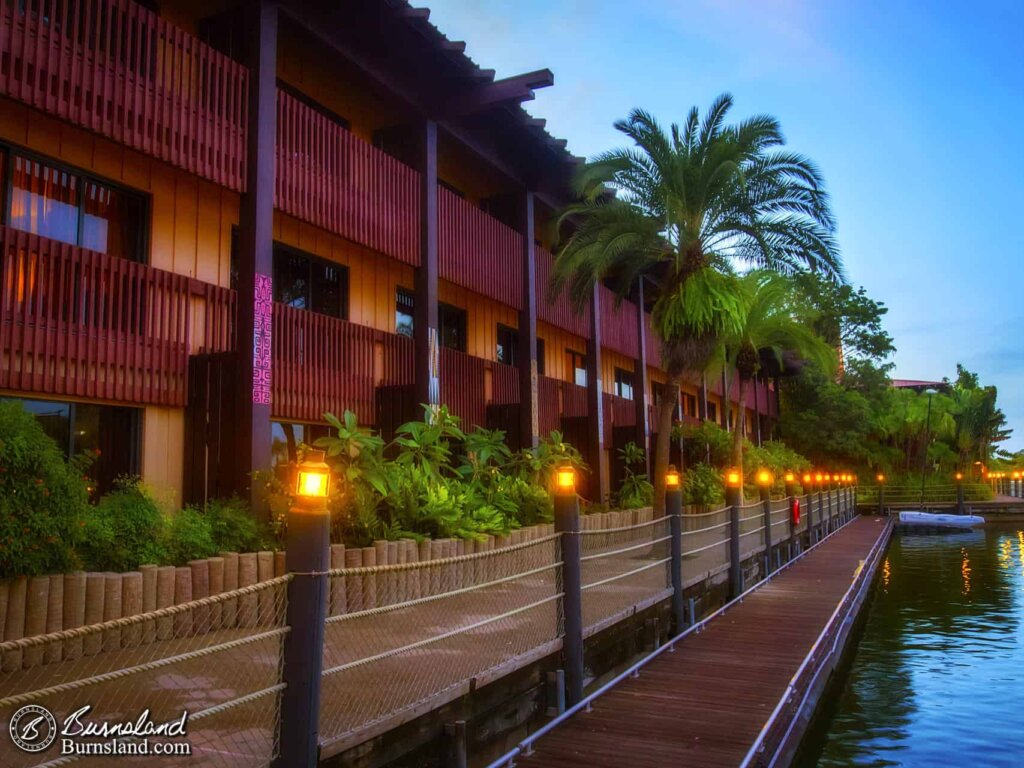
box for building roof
[891,379,948,392]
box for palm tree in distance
[551,95,843,512]
[712,271,837,498]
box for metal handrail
[486,498,861,768]
[737,515,892,768]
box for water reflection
[799,526,1024,767]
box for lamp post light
[876,473,886,517]
[784,471,797,499]
[757,470,773,574]
[276,451,332,768]
[665,466,685,632]
[725,469,743,597]
[553,463,584,706]
[955,471,965,515]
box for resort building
[0,0,777,505]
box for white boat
[897,511,985,529]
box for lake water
[798,525,1024,767]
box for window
[5,398,140,496]
[536,338,546,376]
[439,302,467,352]
[396,287,414,337]
[496,324,518,366]
[707,401,718,423]
[567,349,587,387]
[2,149,146,263]
[682,392,698,418]
[614,368,635,401]
[273,245,348,319]
[271,422,332,473]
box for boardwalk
[516,515,891,768]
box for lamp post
[276,451,332,768]
[757,470,773,574]
[876,473,886,517]
[955,471,965,515]
[919,388,938,507]
[553,464,584,706]
[665,466,685,632]
[726,469,743,598]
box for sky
[426,0,1024,451]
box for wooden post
[727,482,743,599]
[414,120,440,412]
[587,285,608,502]
[235,0,278,509]
[554,480,584,706]
[518,190,539,450]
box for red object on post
[791,497,801,525]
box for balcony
[0,225,234,406]
[536,247,590,339]
[599,285,638,359]
[276,90,420,266]
[0,0,249,190]
[438,186,523,309]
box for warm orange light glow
[1014,472,1021,480]
[803,473,812,485]
[756,469,772,486]
[815,472,824,484]
[294,450,331,500]
[666,466,681,489]
[784,472,796,484]
[725,469,742,488]
[556,465,576,493]
[876,473,886,483]
[955,472,964,482]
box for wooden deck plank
[519,516,889,768]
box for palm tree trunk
[653,374,682,515]
[731,377,751,502]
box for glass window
[271,422,331,474]
[8,155,80,246]
[81,180,144,262]
[396,287,414,337]
[567,349,587,387]
[682,392,698,418]
[4,398,139,496]
[496,324,518,366]
[536,338,546,376]
[615,368,634,401]
[707,401,718,423]
[272,245,348,319]
[439,302,467,352]
[4,151,146,262]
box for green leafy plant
[0,400,91,578]
[79,478,167,572]
[617,442,654,509]
[683,463,725,510]
[203,497,269,552]
[677,421,733,469]
[161,506,217,566]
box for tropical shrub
[162,506,217,566]
[683,463,724,509]
[203,497,270,553]
[79,478,167,572]
[617,442,654,509]
[677,421,733,469]
[0,400,91,578]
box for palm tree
[551,95,842,512]
[712,271,836,497]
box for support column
[587,286,609,503]
[634,279,650,474]
[698,373,709,421]
[414,122,440,411]
[518,191,539,450]
[236,0,277,509]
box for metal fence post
[554,467,584,706]
[666,468,685,634]
[759,482,772,577]
[276,455,331,768]
[726,474,742,599]
[877,481,886,516]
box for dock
[504,515,892,768]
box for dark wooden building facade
[0,0,777,504]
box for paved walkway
[518,516,891,768]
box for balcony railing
[490,360,519,406]
[644,312,661,369]
[537,247,590,339]
[438,186,523,309]
[0,0,249,190]
[273,304,377,425]
[440,347,486,429]
[599,285,638,359]
[276,90,420,266]
[0,225,235,406]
